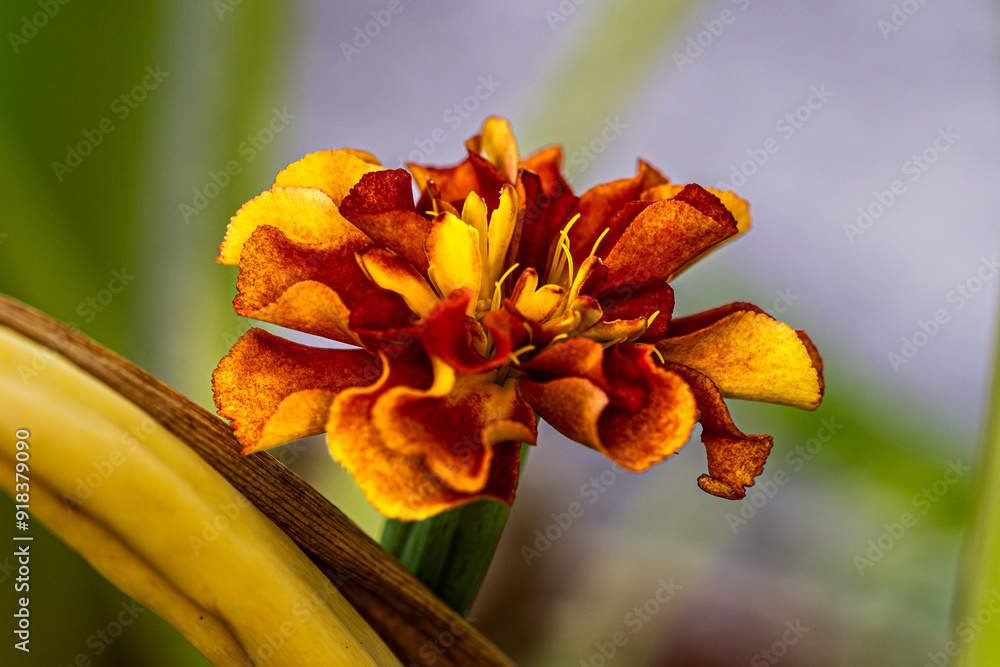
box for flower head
[213,117,824,520]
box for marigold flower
[212,116,824,520]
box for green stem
[380,442,528,616]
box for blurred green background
[0,0,996,665]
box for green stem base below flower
[379,442,529,616]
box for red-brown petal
[339,170,433,272]
[213,328,382,453]
[662,362,773,500]
[570,160,665,264]
[594,280,675,342]
[417,289,513,373]
[603,185,739,286]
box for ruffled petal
[218,187,361,266]
[519,341,697,471]
[662,362,773,500]
[656,303,824,410]
[372,357,536,493]
[602,185,739,286]
[233,225,415,344]
[272,149,385,204]
[213,328,382,453]
[339,170,433,272]
[327,348,528,520]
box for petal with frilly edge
[327,348,526,520]
[273,149,385,204]
[602,185,739,287]
[372,357,536,493]
[656,303,824,410]
[233,225,415,345]
[519,341,697,472]
[663,362,773,500]
[212,328,383,453]
[217,187,362,266]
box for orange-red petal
[233,225,415,345]
[519,341,697,471]
[656,303,824,410]
[571,160,667,264]
[213,328,382,453]
[602,185,739,286]
[372,358,536,493]
[327,348,528,520]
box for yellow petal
[218,186,360,266]
[273,149,385,204]
[425,212,483,315]
[480,116,519,183]
[486,185,519,286]
[656,309,822,409]
[358,247,440,318]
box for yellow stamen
[507,344,537,365]
[489,263,520,312]
[549,333,569,344]
[547,213,581,284]
[588,227,611,258]
[651,347,665,365]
